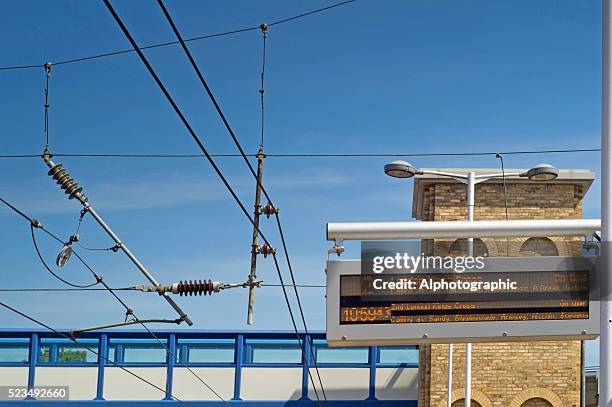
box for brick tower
[411,168,595,407]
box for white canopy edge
[327,219,601,242]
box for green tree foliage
[59,349,88,362]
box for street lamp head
[524,163,559,181]
[56,244,73,268]
[384,160,419,178]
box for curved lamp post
[384,160,559,181]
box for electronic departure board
[339,271,589,325]
[326,257,599,346]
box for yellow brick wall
[425,342,581,407]
[422,183,583,222]
[418,180,583,407]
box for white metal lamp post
[602,2,612,406]
[384,161,559,407]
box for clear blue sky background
[0,1,603,365]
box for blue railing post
[50,343,59,363]
[165,334,175,400]
[26,333,38,399]
[96,334,108,400]
[368,346,379,400]
[301,334,311,400]
[233,334,243,400]
[180,344,188,364]
[116,344,124,363]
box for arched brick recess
[482,237,580,257]
[452,399,482,407]
[549,236,582,256]
[519,237,559,257]
[448,238,489,257]
[437,388,492,407]
[482,237,516,257]
[521,398,553,407]
[508,387,564,407]
[549,237,568,256]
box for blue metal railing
[0,329,419,404]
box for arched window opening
[449,238,489,257]
[519,237,559,257]
[452,400,483,407]
[520,398,553,407]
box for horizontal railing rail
[0,329,419,403]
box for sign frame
[326,256,599,346]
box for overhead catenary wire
[0,196,161,321]
[0,283,325,292]
[137,319,230,406]
[1,196,137,315]
[0,300,184,403]
[259,23,267,147]
[0,0,350,398]
[30,224,100,288]
[0,0,357,72]
[243,21,270,327]
[43,62,51,150]
[0,287,137,292]
[152,1,328,401]
[262,283,325,288]
[274,213,329,402]
[103,1,327,403]
[157,0,325,400]
[0,197,36,223]
[242,24,269,328]
[496,153,510,256]
[155,0,327,401]
[0,196,230,404]
[267,0,355,26]
[0,148,602,159]
[149,0,271,327]
[101,0,270,239]
[262,16,327,401]
[72,210,121,252]
[76,242,120,251]
[0,196,98,288]
[40,151,194,325]
[152,0,271,204]
[100,0,284,262]
[3,203,195,394]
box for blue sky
[0,1,603,365]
